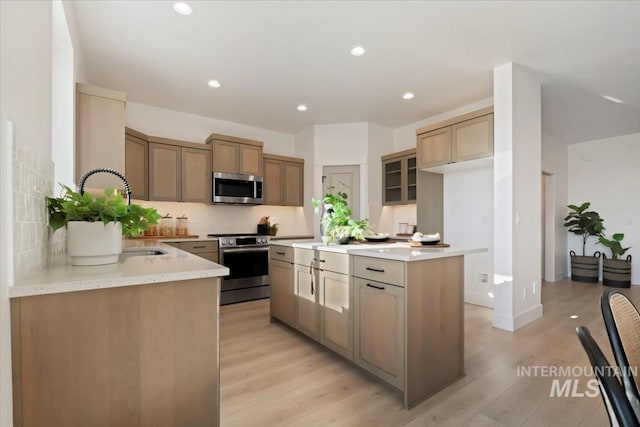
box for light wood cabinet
[125,128,148,200]
[416,107,494,169]
[11,278,220,427]
[353,277,405,390]
[269,245,295,326]
[262,154,304,206]
[382,148,416,205]
[149,142,181,201]
[75,83,126,189]
[148,140,210,203]
[451,114,494,162]
[319,269,352,360]
[294,263,319,340]
[206,134,264,176]
[178,240,219,263]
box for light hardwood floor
[220,280,639,426]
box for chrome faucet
[78,168,132,205]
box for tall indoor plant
[312,186,369,244]
[46,185,160,266]
[598,233,632,288]
[563,202,605,283]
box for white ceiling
[73,1,640,143]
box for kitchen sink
[119,248,168,259]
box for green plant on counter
[563,202,605,255]
[46,185,161,238]
[312,185,369,243]
[598,233,631,260]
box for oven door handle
[220,247,270,254]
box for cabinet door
[270,258,295,327]
[283,161,303,206]
[417,127,451,169]
[406,155,417,203]
[148,143,181,201]
[181,147,211,203]
[451,114,494,162]
[319,270,352,360]
[354,277,404,389]
[213,141,239,173]
[382,157,403,205]
[239,144,263,176]
[294,264,319,341]
[263,158,283,205]
[76,89,126,189]
[125,135,148,200]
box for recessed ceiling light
[403,92,415,100]
[350,46,366,57]
[207,80,221,88]
[602,95,623,104]
[173,2,192,15]
[297,105,308,112]
[570,315,579,319]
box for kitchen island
[10,240,228,427]
[269,240,486,409]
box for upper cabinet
[148,136,211,203]
[125,128,149,200]
[206,134,263,176]
[76,83,126,189]
[416,107,494,170]
[381,148,416,205]
[263,154,304,206]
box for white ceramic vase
[67,221,123,266]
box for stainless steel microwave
[212,172,263,204]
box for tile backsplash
[12,143,65,282]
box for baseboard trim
[492,304,543,332]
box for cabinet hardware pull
[318,259,326,263]
[366,283,385,290]
[365,267,385,273]
[193,245,206,249]
[276,251,286,255]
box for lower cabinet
[353,277,404,390]
[294,263,319,340]
[269,258,294,327]
[319,269,352,360]
[164,240,219,263]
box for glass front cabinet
[381,148,417,205]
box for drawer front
[180,240,218,253]
[294,248,315,267]
[196,252,219,263]
[270,245,294,263]
[353,256,405,287]
[316,251,350,275]
[163,241,181,248]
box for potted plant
[598,233,632,288]
[312,187,369,244]
[563,202,605,283]
[46,185,161,266]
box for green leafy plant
[46,185,161,238]
[563,202,605,256]
[312,186,369,243]
[598,233,631,260]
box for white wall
[444,168,494,307]
[542,131,569,281]
[126,102,295,154]
[295,126,316,237]
[568,132,640,284]
[367,123,394,229]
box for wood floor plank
[219,281,639,426]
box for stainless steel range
[208,233,270,305]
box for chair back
[602,290,640,418]
[576,326,639,427]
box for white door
[322,165,360,219]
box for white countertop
[10,240,229,298]
[271,240,487,261]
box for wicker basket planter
[570,250,601,283]
[602,254,632,288]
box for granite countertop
[10,240,229,298]
[270,240,487,261]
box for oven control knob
[220,240,226,246]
